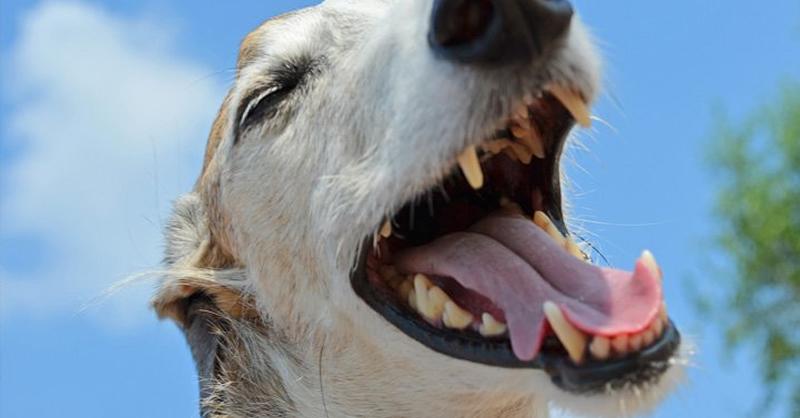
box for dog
[153,1,684,416]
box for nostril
[431,0,495,48]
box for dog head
[155,1,684,416]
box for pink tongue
[393,212,662,361]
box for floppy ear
[152,193,256,327]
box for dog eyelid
[239,85,282,128]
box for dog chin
[544,353,686,418]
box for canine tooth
[380,220,392,239]
[640,250,662,281]
[425,286,449,321]
[548,85,592,128]
[534,212,567,247]
[443,301,474,330]
[629,334,644,352]
[543,301,588,364]
[611,335,629,356]
[566,240,586,261]
[457,146,484,189]
[589,336,611,360]
[479,313,507,337]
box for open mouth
[351,85,680,393]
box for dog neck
[274,329,548,418]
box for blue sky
[0,1,798,417]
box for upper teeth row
[456,85,592,191]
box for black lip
[351,241,681,394]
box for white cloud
[0,1,225,327]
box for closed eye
[234,56,317,141]
[238,83,296,133]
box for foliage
[707,83,800,417]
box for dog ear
[153,193,256,327]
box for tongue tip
[560,256,664,337]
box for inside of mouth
[364,92,669,365]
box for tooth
[425,286,449,321]
[414,274,432,289]
[380,220,392,239]
[543,301,588,364]
[611,335,629,356]
[413,274,431,315]
[408,289,417,310]
[566,239,586,261]
[534,212,567,247]
[443,301,474,330]
[589,336,611,360]
[642,329,656,347]
[652,317,664,337]
[629,334,644,352]
[479,313,507,337]
[640,250,662,281]
[533,210,551,229]
[659,302,668,324]
[548,85,592,128]
[457,146,484,189]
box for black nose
[429,0,573,65]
